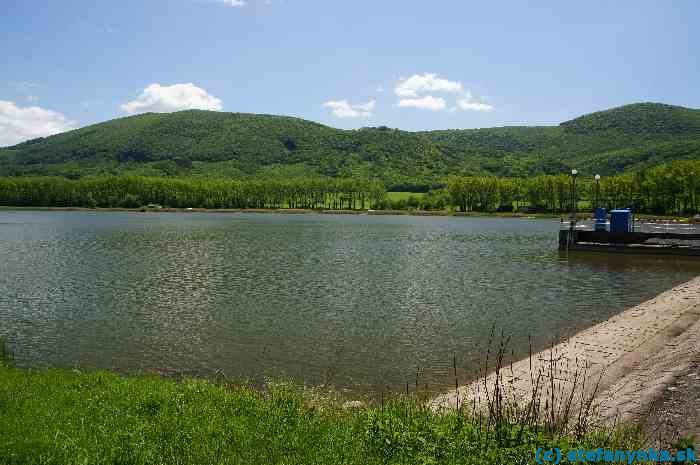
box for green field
[386,191,426,201]
[0,363,643,465]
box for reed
[461,330,608,441]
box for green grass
[0,365,644,465]
[386,191,426,201]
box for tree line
[0,177,386,210]
[445,160,700,215]
[0,160,697,215]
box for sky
[1,0,699,146]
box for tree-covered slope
[0,102,698,186]
[0,112,450,186]
[420,103,700,177]
[560,102,700,134]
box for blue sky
[1,0,698,145]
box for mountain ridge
[1,102,698,188]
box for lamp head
[594,174,601,181]
[571,169,578,176]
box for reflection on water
[560,251,700,273]
[1,211,698,393]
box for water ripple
[1,211,698,392]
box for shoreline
[432,275,700,443]
[0,206,695,222]
[0,205,562,218]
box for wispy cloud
[120,83,223,115]
[323,99,375,119]
[221,0,246,6]
[0,100,77,147]
[456,96,494,112]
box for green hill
[420,103,700,177]
[1,102,698,188]
[560,102,700,134]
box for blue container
[594,207,607,231]
[610,209,632,233]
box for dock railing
[558,218,700,255]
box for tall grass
[0,335,643,464]
[454,330,607,445]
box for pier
[559,222,700,256]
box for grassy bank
[0,361,644,465]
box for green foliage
[0,176,386,210]
[420,103,700,177]
[0,111,447,187]
[445,160,700,215]
[0,366,642,465]
[0,159,697,215]
[560,102,700,135]
[0,103,698,184]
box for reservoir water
[1,211,698,393]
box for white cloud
[120,83,223,115]
[222,0,245,6]
[393,73,495,112]
[397,95,446,111]
[0,100,77,147]
[456,96,494,112]
[394,73,463,98]
[323,99,375,119]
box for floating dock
[559,227,700,256]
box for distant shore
[0,205,696,222]
[0,205,560,218]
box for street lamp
[570,169,578,230]
[594,174,601,209]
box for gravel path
[643,356,700,450]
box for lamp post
[570,169,578,230]
[594,174,601,209]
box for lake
[1,211,698,394]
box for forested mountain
[1,102,698,188]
